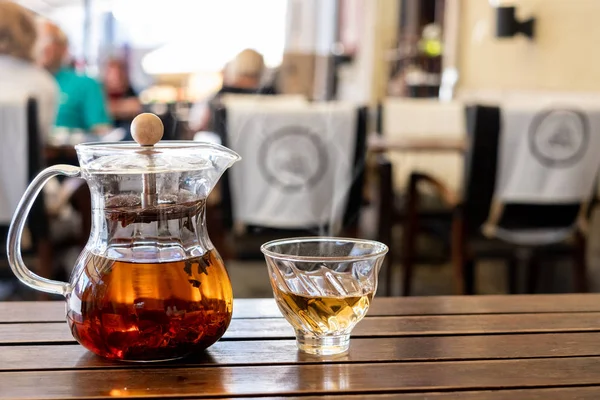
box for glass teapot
[7,114,240,361]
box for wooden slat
[0,300,286,323]
[243,387,600,400]
[0,299,287,323]
[4,295,600,323]
[384,294,600,315]
[4,358,600,399]
[0,302,65,323]
[3,313,600,345]
[3,333,600,371]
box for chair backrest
[219,93,306,108]
[144,103,179,140]
[380,98,465,192]
[210,86,277,113]
[382,98,465,136]
[205,87,281,133]
[25,98,49,245]
[219,85,277,96]
[463,104,595,242]
[214,102,367,235]
[0,98,48,251]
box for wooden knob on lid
[131,113,163,146]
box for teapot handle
[7,165,81,296]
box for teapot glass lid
[75,113,240,175]
[75,141,239,175]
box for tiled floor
[227,257,581,298]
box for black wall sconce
[496,6,535,39]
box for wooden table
[3,294,600,399]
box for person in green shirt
[37,21,112,134]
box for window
[109,0,288,74]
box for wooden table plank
[3,333,600,372]
[4,295,600,323]
[0,299,285,323]
[243,387,600,400]
[4,358,600,399]
[4,297,600,399]
[3,313,600,345]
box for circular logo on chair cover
[529,109,589,167]
[259,126,328,191]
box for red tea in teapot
[67,249,232,361]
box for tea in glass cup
[261,237,387,355]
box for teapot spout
[211,143,241,174]
[199,143,241,196]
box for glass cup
[261,237,388,355]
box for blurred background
[3,0,600,300]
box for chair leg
[384,247,394,297]
[345,223,360,238]
[451,214,468,295]
[507,256,518,294]
[36,238,54,300]
[466,259,476,295]
[376,156,394,296]
[401,247,414,296]
[526,253,539,294]
[401,174,419,296]
[573,231,588,293]
[206,203,230,261]
[70,184,92,248]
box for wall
[457,0,600,93]
[281,0,336,99]
[337,0,399,104]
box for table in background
[3,295,600,399]
[367,135,467,153]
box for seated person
[0,2,57,140]
[103,58,142,139]
[188,48,270,133]
[37,21,112,135]
[37,21,112,249]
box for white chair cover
[226,102,357,232]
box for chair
[206,87,281,129]
[387,104,596,295]
[213,102,367,259]
[0,98,52,299]
[219,93,306,108]
[375,99,465,295]
[378,98,465,192]
[144,103,179,140]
